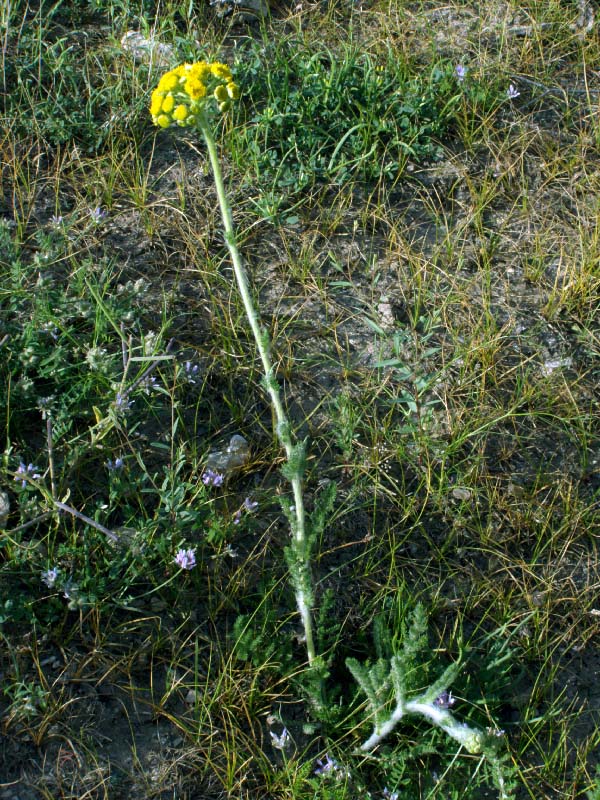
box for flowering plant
[150,62,319,688]
[148,62,511,795]
[150,61,240,128]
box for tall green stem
[198,116,317,668]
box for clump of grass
[230,35,501,214]
[1,3,149,155]
[0,207,250,637]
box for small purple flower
[115,392,133,411]
[14,462,41,487]
[383,789,399,800]
[184,361,200,384]
[41,567,59,588]
[174,548,196,570]
[506,84,520,99]
[50,214,64,227]
[90,206,108,224]
[232,497,258,525]
[434,690,456,709]
[106,457,124,471]
[141,375,159,393]
[314,754,339,775]
[40,321,59,340]
[202,469,224,487]
[455,64,466,82]
[269,726,291,750]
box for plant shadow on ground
[1,0,600,798]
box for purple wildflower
[106,457,124,471]
[232,497,257,525]
[269,727,291,750]
[314,754,339,775]
[115,392,133,411]
[14,462,41,487]
[40,321,59,340]
[141,375,159,393]
[90,206,108,224]
[184,361,200,384]
[434,690,456,709]
[202,468,224,487]
[506,84,520,99]
[455,64,466,82]
[51,214,64,227]
[174,548,197,570]
[41,567,59,588]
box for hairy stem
[360,696,483,753]
[198,116,317,668]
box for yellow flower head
[210,63,232,81]
[173,104,188,122]
[150,60,239,129]
[161,94,175,113]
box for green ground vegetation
[1,0,600,797]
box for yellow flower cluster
[150,61,240,128]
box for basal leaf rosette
[150,61,240,128]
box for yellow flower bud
[156,114,171,128]
[173,104,188,121]
[161,94,175,113]
[150,92,163,116]
[158,72,179,92]
[214,85,228,103]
